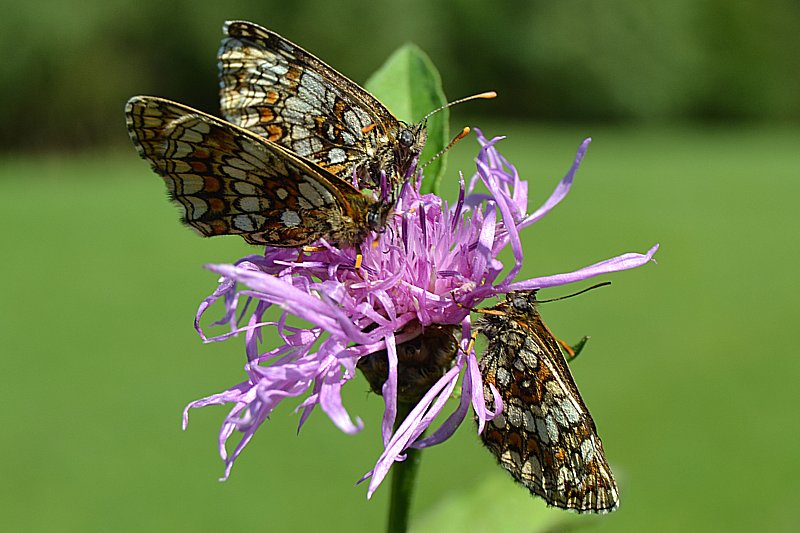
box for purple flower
[182,130,658,495]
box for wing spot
[506,403,523,428]
[234,214,256,231]
[222,166,247,180]
[237,196,263,213]
[285,66,302,80]
[176,175,204,194]
[518,347,538,368]
[234,182,257,195]
[265,61,289,76]
[208,198,226,213]
[562,400,581,423]
[209,220,229,235]
[299,182,325,207]
[258,107,275,122]
[344,110,362,131]
[545,416,559,443]
[523,409,536,432]
[179,127,204,143]
[182,196,208,219]
[580,439,596,462]
[170,140,193,157]
[264,91,279,105]
[306,177,335,204]
[286,96,312,114]
[266,125,284,142]
[536,417,550,445]
[281,210,301,227]
[203,176,222,193]
[522,455,543,480]
[292,125,310,140]
[227,157,256,171]
[328,148,346,164]
[495,367,511,388]
[240,150,267,170]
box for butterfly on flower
[125,21,436,249]
[476,290,619,513]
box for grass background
[2,123,798,531]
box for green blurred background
[1,1,798,532]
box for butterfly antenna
[538,282,612,304]
[420,127,471,171]
[421,91,497,123]
[418,91,496,170]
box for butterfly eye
[367,209,382,232]
[398,128,415,148]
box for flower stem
[386,401,423,533]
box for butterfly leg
[463,328,480,357]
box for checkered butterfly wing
[218,20,425,191]
[477,291,619,513]
[125,96,373,247]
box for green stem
[386,401,423,533]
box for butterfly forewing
[125,96,372,247]
[219,20,425,192]
[476,291,619,513]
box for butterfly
[125,20,429,248]
[219,20,427,200]
[475,290,619,513]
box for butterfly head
[398,121,427,151]
[394,121,428,178]
[366,196,394,233]
[505,290,540,315]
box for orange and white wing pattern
[476,291,619,513]
[218,20,425,191]
[125,96,373,247]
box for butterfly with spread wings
[125,20,428,248]
[476,291,619,513]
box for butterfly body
[476,291,619,513]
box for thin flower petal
[380,333,399,445]
[507,244,660,291]
[520,137,591,229]
[363,362,463,497]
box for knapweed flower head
[183,129,658,496]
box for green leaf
[365,43,448,195]
[412,472,582,533]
